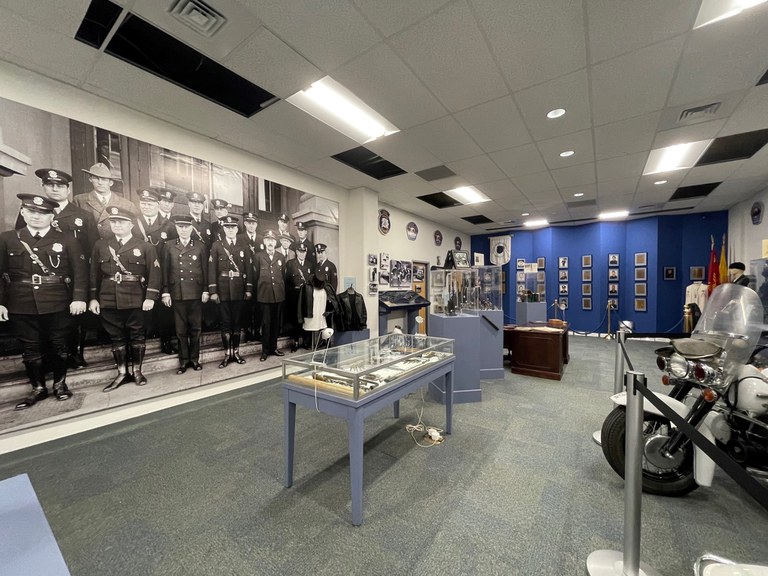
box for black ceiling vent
[77,9,276,117]
[566,199,597,208]
[757,67,768,86]
[462,215,493,225]
[696,128,768,165]
[415,165,456,182]
[332,147,406,180]
[75,0,123,48]
[669,182,721,201]
[417,192,462,209]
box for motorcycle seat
[672,338,723,359]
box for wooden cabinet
[504,325,569,381]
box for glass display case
[429,268,479,316]
[473,265,502,310]
[282,334,454,400]
[750,258,768,321]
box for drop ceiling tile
[476,179,523,200]
[298,156,378,187]
[705,177,764,199]
[594,112,661,160]
[591,36,685,126]
[454,96,532,153]
[0,0,92,37]
[447,155,507,185]
[374,173,440,197]
[404,116,484,163]
[352,0,453,37]
[669,7,768,106]
[332,43,447,130]
[599,193,634,211]
[514,70,591,141]
[492,194,529,211]
[0,10,98,85]
[489,144,547,178]
[652,119,726,149]
[537,130,595,170]
[730,145,768,179]
[597,177,639,197]
[550,163,596,188]
[586,0,698,64]
[388,1,508,112]
[682,161,745,186]
[597,152,647,182]
[237,0,381,71]
[559,184,598,201]
[635,173,685,195]
[366,132,441,173]
[720,86,768,136]
[511,171,557,196]
[472,0,586,91]
[223,27,322,99]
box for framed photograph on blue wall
[608,253,619,267]
[582,254,592,268]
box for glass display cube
[473,265,502,310]
[282,334,454,400]
[429,268,479,316]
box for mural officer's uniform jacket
[238,232,264,256]
[0,227,88,315]
[136,214,173,256]
[16,203,97,259]
[316,259,339,293]
[90,235,161,309]
[208,238,252,301]
[162,238,208,301]
[253,251,286,303]
[284,257,313,327]
[74,191,137,240]
[292,237,315,267]
[190,217,213,248]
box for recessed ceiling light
[444,186,490,205]
[287,76,399,143]
[654,180,668,185]
[521,212,530,216]
[694,0,768,28]
[573,193,584,197]
[559,150,575,158]
[599,210,629,220]
[642,139,712,175]
[524,219,549,228]
[547,108,566,119]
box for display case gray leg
[393,399,400,419]
[445,371,453,434]
[348,412,365,525]
[284,398,296,488]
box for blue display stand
[428,309,504,403]
[333,329,370,346]
[516,301,547,324]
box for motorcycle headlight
[668,353,690,378]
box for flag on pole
[718,234,728,285]
[707,234,718,296]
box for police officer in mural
[186,192,213,248]
[210,198,235,243]
[0,194,88,410]
[161,214,209,374]
[209,215,252,368]
[17,169,98,369]
[292,222,314,269]
[73,162,135,239]
[284,243,313,351]
[253,230,285,361]
[157,189,176,221]
[239,211,263,342]
[89,207,161,391]
[315,243,338,293]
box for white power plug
[427,428,442,441]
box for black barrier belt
[632,376,768,513]
[481,314,499,331]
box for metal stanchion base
[586,550,662,576]
[592,430,602,446]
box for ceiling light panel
[642,139,713,175]
[287,76,399,144]
[694,0,768,28]
[444,186,491,205]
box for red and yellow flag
[718,234,728,285]
[707,235,718,295]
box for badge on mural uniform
[160,232,167,240]
[325,266,329,272]
[277,260,282,266]
[75,218,83,227]
[52,243,63,253]
[239,251,244,258]
[133,248,142,257]
[192,255,197,260]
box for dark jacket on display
[0,228,88,314]
[336,288,367,331]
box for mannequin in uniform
[728,262,751,287]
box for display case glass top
[474,265,502,311]
[429,268,479,317]
[282,334,454,400]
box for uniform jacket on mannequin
[336,288,367,331]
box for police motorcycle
[601,283,768,496]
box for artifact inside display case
[429,268,479,316]
[750,258,768,321]
[518,269,544,302]
[282,334,454,400]
[473,265,502,310]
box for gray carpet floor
[0,336,766,575]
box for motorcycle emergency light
[702,387,718,402]
[693,362,717,384]
[661,374,671,386]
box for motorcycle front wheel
[601,406,698,496]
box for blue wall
[471,211,728,333]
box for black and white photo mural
[0,95,339,432]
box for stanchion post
[613,329,626,395]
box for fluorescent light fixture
[286,76,399,144]
[444,186,490,205]
[521,212,530,216]
[694,0,767,28]
[642,139,712,175]
[524,219,548,227]
[559,150,575,157]
[547,108,566,119]
[654,180,668,185]
[598,210,629,220]
[573,193,584,197]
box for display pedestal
[333,329,370,346]
[516,301,547,324]
[428,310,503,403]
[506,324,569,380]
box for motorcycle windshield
[692,283,764,367]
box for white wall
[728,186,768,265]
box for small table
[505,324,569,380]
[283,357,455,525]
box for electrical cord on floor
[404,391,444,447]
